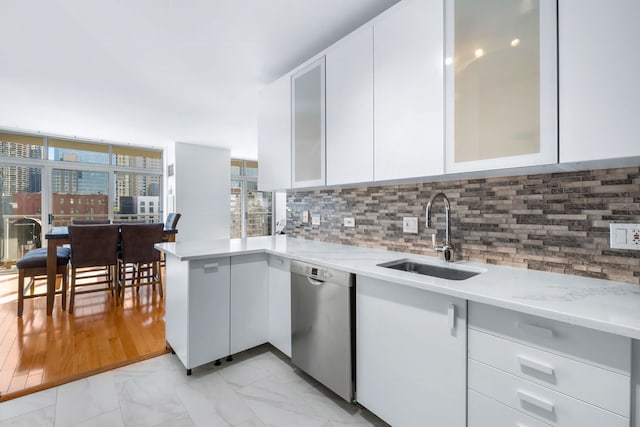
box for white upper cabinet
[445,0,558,173]
[258,74,291,191]
[373,0,445,182]
[326,26,374,186]
[559,0,640,163]
[292,57,326,188]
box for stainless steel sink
[378,259,482,281]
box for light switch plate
[403,217,418,233]
[610,223,640,249]
[302,210,309,224]
[311,215,320,226]
[344,217,355,227]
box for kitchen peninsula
[157,235,640,427]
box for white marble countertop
[156,235,640,340]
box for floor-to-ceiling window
[0,130,162,270]
[0,133,45,270]
[112,146,163,223]
[230,159,274,238]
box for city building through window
[230,159,273,238]
[0,131,162,270]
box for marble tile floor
[0,344,389,427]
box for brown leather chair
[118,223,164,300]
[68,224,121,314]
[16,247,71,317]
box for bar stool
[16,247,71,317]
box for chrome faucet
[426,192,454,262]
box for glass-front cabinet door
[445,0,557,173]
[291,56,326,188]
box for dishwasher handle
[307,276,325,286]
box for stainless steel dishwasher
[291,260,355,402]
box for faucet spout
[426,192,453,261]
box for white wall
[170,142,230,242]
[164,141,176,217]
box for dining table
[44,226,177,315]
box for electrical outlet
[302,210,309,224]
[610,223,640,249]
[403,217,418,233]
[344,217,355,227]
[312,215,320,226]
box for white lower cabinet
[467,302,631,427]
[230,254,269,354]
[468,389,551,427]
[356,275,466,427]
[165,255,231,370]
[468,328,629,416]
[267,255,291,357]
[469,360,628,427]
[165,254,270,371]
[633,340,640,427]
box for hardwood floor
[0,271,168,401]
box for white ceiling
[0,0,399,159]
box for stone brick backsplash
[285,167,640,285]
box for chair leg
[136,263,141,294]
[112,265,119,306]
[61,268,68,311]
[17,270,25,317]
[69,268,77,314]
[118,264,123,305]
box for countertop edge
[155,238,640,341]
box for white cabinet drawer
[469,302,631,374]
[468,360,629,427]
[468,329,630,416]
[468,389,551,427]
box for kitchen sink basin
[377,259,482,281]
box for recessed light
[511,38,521,47]
[474,48,484,58]
[444,57,453,65]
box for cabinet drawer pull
[517,391,555,413]
[517,321,554,338]
[448,304,456,330]
[517,356,554,376]
[203,263,219,270]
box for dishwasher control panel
[291,262,330,281]
[290,260,353,287]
